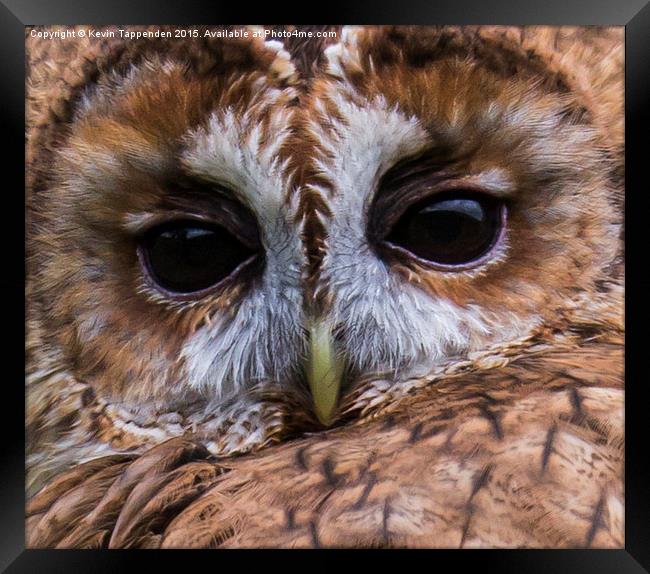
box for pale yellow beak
[306,321,344,426]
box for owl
[25,25,624,548]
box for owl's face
[29,27,621,453]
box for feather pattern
[26,25,623,547]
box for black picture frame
[4,0,647,570]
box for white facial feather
[180,105,306,399]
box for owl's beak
[306,321,344,426]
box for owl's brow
[120,175,258,239]
[379,146,516,198]
[372,157,516,224]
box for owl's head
[27,26,623,463]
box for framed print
[2,0,648,570]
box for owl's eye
[140,222,258,294]
[384,193,505,267]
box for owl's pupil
[386,194,504,266]
[142,223,256,294]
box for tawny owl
[25,25,624,548]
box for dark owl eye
[140,222,257,294]
[385,193,505,267]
